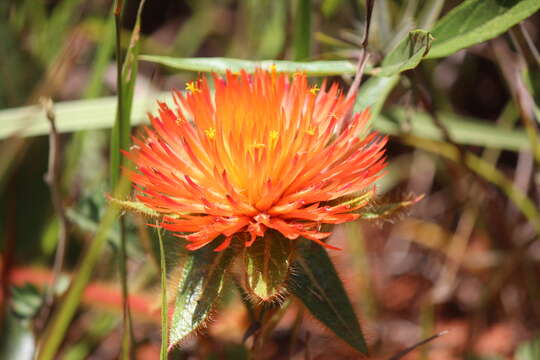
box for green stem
[36,177,131,360]
[156,226,168,360]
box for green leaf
[427,0,540,59]
[169,245,235,349]
[10,283,42,319]
[355,75,399,128]
[374,30,433,77]
[244,232,294,302]
[376,107,529,151]
[288,241,368,354]
[110,0,145,189]
[139,55,357,76]
[293,0,312,60]
[256,0,287,59]
[516,337,540,360]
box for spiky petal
[125,69,387,250]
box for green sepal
[359,193,423,221]
[107,197,182,219]
[244,231,295,302]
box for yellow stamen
[269,130,279,149]
[309,84,320,95]
[204,127,216,139]
[186,81,201,93]
[306,126,316,135]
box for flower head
[125,69,387,251]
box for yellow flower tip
[305,126,316,136]
[309,84,320,95]
[269,64,277,73]
[269,130,279,140]
[185,81,201,93]
[204,127,216,139]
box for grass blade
[36,177,131,360]
[293,0,312,60]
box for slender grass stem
[156,225,168,360]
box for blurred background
[1,0,540,359]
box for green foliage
[293,0,312,60]
[427,0,540,58]
[376,29,433,77]
[516,337,540,360]
[169,245,235,349]
[110,0,145,190]
[139,56,358,75]
[244,232,294,302]
[288,241,369,354]
[10,284,42,319]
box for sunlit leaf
[288,241,368,354]
[139,56,357,76]
[427,0,540,59]
[169,245,235,349]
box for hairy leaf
[169,246,235,349]
[288,241,368,354]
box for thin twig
[388,331,448,360]
[519,22,540,66]
[41,97,68,308]
[345,0,375,100]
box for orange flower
[125,69,387,251]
